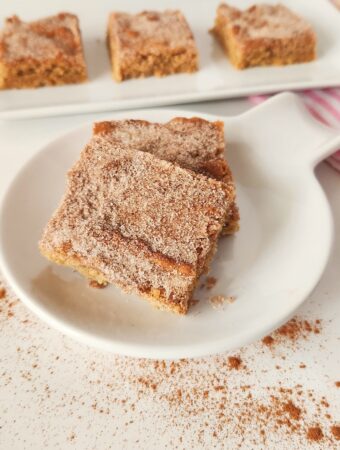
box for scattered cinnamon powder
[262,318,322,348]
[306,426,323,442]
[277,319,321,340]
[330,425,340,440]
[0,277,337,448]
[228,356,242,370]
[0,286,32,324]
[283,401,301,420]
[68,432,76,441]
[130,362,334,447]
[262,335,274,346]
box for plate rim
[2,78,340,120]
[0,100,335,359]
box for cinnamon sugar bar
[0,13,87,89]
[93,117,239,235]
[107,10,198,81]
[39,135,232,314]
[211,3,316,69]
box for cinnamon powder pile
[0,286,18,319]
[307,426,324,442]
[283,400,301,420]
[228,356,242,370]
[262,318,322,348]
[331,426,340,440]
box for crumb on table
[209,294,236,309]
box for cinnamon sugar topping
[43,135,230,266]
[0,13,83,61]
[109,10,196,56]
[218,4,314,40]
[93,118,226,179]
[94,118,239,235]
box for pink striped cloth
[250,89,340,172]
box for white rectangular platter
[1,0,340,119]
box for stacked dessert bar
[39,117,239,314]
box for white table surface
[0,98,339,450]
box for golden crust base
[40,246,190,315]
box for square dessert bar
[39,135,231,314]
[0,13,87,89]
[211,3,316,69]
[93,117,239,234]
[107,10,198,81]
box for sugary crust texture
[93,117,239,234]
[39,135,231,314]
[0,13,87,89]
[107,10,199,81]
[211,3,316,69]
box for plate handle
[239,92,340,168]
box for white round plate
[0,93,339,359]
